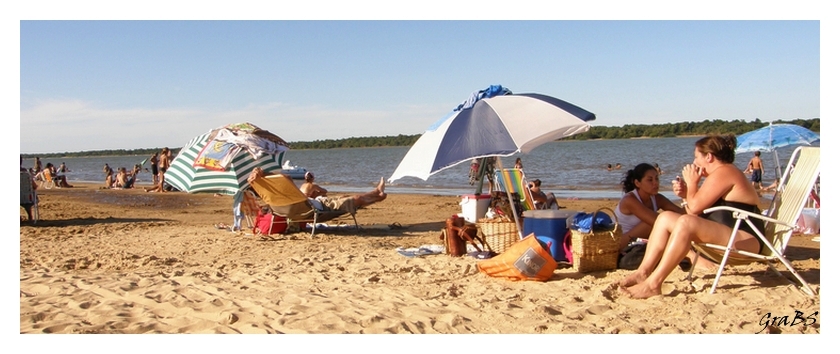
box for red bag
[253,210,288,235]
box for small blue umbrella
[735,123,820,179]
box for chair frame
[686,147,820,297]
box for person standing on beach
[33,157,42,175]
[146,147,172,193]
[150,152,160,185]
[744,151,764,189]
[514,158,523,170]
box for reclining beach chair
[494,168,539,211]
[687,146,820,297]
[20,170,39,224]
[249,174,358,238]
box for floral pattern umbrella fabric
[165,122,289,195]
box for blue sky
[16,8,826,154]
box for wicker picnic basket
[570,208,622,273]
[477,218,519,253]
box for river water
[25,137,814,199]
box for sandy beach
[19,183,820,334]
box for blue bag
[571,211,615,234]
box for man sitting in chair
[248,167,387,212]
[529,179,559,210]
[300,171,329,198]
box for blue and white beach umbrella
[389,92,596,183]
[736,123,820,179]
[165,122,289,195]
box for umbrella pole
[773,150,782,182]
[475,158,487,195]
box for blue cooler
[523,210,578,262]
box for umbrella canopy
[388,92,596,183]
[165,122,289,195]
[735,123,820,153]
[735,123,820,179]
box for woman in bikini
[618,134,765,299]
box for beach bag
[617,242,646,270]
[569,208,622,273]
[253,209,288,235]
[562,230,573,264]
[477,234,557,282]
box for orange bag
[477,233,557,281]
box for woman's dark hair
[695,134,737,164]
[621,163,657,193]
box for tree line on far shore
[22,118,820,159]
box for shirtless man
[744,151,765,189]
[249,167,387,209]
[300,172,328,198]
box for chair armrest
[702,205,796,230]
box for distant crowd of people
[28,157,73,188]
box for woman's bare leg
[619,211,680,287]
[625,214,697,298]
[625,215,760,299]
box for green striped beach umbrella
[164,122,289,195]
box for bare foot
[618,270,648,288]
[624,281,662,299]
[376,177,385,192]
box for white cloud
[20,99,443,153]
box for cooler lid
[461,194,492,200]
[523,209,580,219]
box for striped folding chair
[494,169,538,211]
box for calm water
[25,137,815,199]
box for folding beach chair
[494,169,539,211]
[249,174,358,238]
[38,169,60,189]
[687,147,820,297]
[20,170,39,224]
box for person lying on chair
[248,167,388,210]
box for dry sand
[19,183,820,334]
